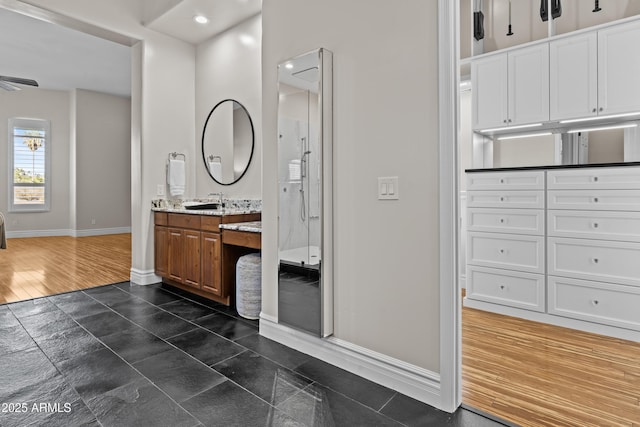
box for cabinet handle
[593,176,599,182]
[593,197,599,203]
[599,107,604,112]
[499,218,506,224]
[592,108,597,113]
[508,119,512,123]
[591,299,600,306]
[593,222,599,229]
[500,197,505,202]
[499,285,506,290]
[499,249,505,255]
[593,258,599,264]
[499,178,505,184]
[504,119,508,123]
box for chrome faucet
[208,192,224,205]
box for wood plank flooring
[0,234,131,303]
[463,300,640,427]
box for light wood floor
[463,300,640,427]
[0,234,131,303]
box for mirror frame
[201,98,255,186]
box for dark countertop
[466,162,640,173]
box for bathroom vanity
[153,209,260,306]
[465,163,640,341]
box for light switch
[378,176,399,200]
[157,184,165,196]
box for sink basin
[183,202,220,210]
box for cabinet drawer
[548,276,640,331]
[154,212,168,226]
[548,237,640,287]
[547,189,640,211]
[548,210,640,242]
[468,208,544,235]
[467,190,544,209]
[201,216,221,232]
[547,167,640,190]
[167,213,202,230]
[466,265,545,312]
[467,232,544,274]
[466,171,545,191]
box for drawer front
[548,237,640,287]
[548,276,640,330]
[466,171,545,191]
[467,190,545,209]
[201,216,221,232]
[167,213,202,230]
[467,232,545,273]
[547,189,640,211]
[548,210,640,242]
[154,212,168,226]
[466,265,545,312]
[547,167,640,190]
[468,208,544,235]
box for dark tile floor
[0,282,508,427]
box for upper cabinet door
[508,44,550,126]
[472,54,508,131]
[598,20,640,116]
[550,33,598,121]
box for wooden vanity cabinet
[154,211,260,305]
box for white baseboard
[73,227,131,237]
[259,316,443,410]
[130,268,162,285]
[7,227,131,239]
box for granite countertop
[466,161,640,173]
[151,198,261,216]
[151,207,260,216]
[219,221,262,233]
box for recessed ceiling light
[194,15,209,24]
[285,63,294,69]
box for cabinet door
[550,33,598,121]
[508,44,549,126]
[472,53,508,130]
[168,228,184,282]
[598,20,640,115]
[201,232,222,296]
[183,230,201,288]
[154,226,168,277]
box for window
[8,118,51,212]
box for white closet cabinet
[472,44,549,131]
[550,20,640,121]
[549,33,598,121]
[598,20,640,116]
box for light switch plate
[157,184,165,196]
[378,176,399,200]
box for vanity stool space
[154,211,261,306]
[465,164,640,341]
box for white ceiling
[0,0,261,97]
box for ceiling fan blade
[0,75,39,87]
[0,81,20,91]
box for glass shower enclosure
[277,48,333,337]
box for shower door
[277,48,333,337]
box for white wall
[493,134,556,168]
[0,88,71,233]
[195,14,262,198]
[73,89,131,231]
[263,0,440,371]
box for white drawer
[468,208,544,236]
[467,265,545,312]
[548,210,640,242]
[467,232,545,274]
[466,171,545,191]
[548,276,640,331]
[548,237,640,287]
[467,190,544,209]
[547,167,640,190]
[547,189,640,211]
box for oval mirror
[201,99,255,186]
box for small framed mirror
[201,99,255,186]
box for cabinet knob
[593,258,599,264]
[499,179,505,184]
[593,176,599,182]
[499,285,506,290]
[591,299,600,306]
[592,108,597,113]
[499,218,505,224]
[500,197,505,202]
[504,119,508,123]
[499,249,505,254]
[593,197,599,203]
[508,119,512,123]
[593,222,599,229]
[599,107,604,112]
